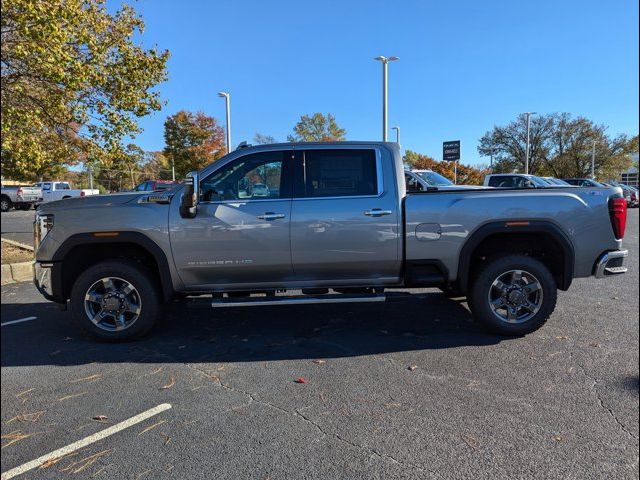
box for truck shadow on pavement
[1,292,508,367]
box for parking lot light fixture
[218,92,231,153]
[523,112,537,174]
[374,56,399,142]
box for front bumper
[33,262,58,302]
[594,250,628,278]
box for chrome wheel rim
[488,269,543,324]
[84,277,142,332]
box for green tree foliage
[404,150,489,185]
[1,0,169,181]
[478,113,637,179]
[163,111,226,178]
[287,113,346,142]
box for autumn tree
[1,0,169,181]
[478,113,637,179]
[287,113,346,142]
[404,150,488,185]
[163,111,226,178]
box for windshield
[543,177,571,186]
[415,171,454,186]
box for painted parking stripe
[0,403,172,480]
[1,317,37,327]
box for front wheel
[1,197,12,212]
[69,260,160,341]
[469,255,557,336]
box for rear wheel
[70,260,160,341]
[469,255,557,336]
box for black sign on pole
[443,140,460,161]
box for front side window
[42,183,51,191]
[298,149,377,198]
[405,173,424,192]
[200,151,286,202]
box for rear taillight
[609,197,627,240]
[80,191,85,197]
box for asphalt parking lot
[1,211,638,479]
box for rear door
[290,147,401,284]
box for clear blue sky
[124,0,639,165]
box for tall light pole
[218,91,231,153]
[523,112,537,174]
[392,126,400,144]
[591,140,596,179]
[374,56,399,141]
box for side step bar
[211,293,386,308]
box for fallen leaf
[555,335,568,340]
[552,435,563,442]
[589,342,600,348]
[138,419,167,436]
[161,432,171,446]
[58,392,88,402]
[461,434,480,450]
[408,365,418,371]
[294,377,308,384]
[92,415,108,423]
[159,377,176,390]
[312,360,326,365]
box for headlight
[35,213,54,247]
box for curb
[1,238,35,284]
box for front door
[290,147,401,284]
[169,149,294,289]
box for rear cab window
[296,149,378,198]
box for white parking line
[0,403,172,480]
[1,316,37,327]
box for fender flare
[457,220,575,292]
[51,231,175,301]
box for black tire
[469,255,557,336]
[1,196,12,212]
[69,260,160,341]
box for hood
[38,192,146,211]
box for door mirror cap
[180,171,199,218]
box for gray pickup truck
[33,142,629,340]
[1,184,42,212]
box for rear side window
[488,176,513,188]
[298,149,377,198]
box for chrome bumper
[594,250,628,278]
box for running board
[211,293,386,308]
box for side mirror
[179,171,199,218]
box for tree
[163,111,226,178]
[287,113,346,142]
[404,150,488,185]
[253,133,277,145]
[1,0,169,181]
[478,114,555,175]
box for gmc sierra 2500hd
[34,142,628,340]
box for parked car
[540,177,573,186]
[132,180,179,192]
[618,184,639,208]
[34,142,628,341]
[561,178,606,188]
[34,181,99,204]
[484,174,553,188]
[1,184,42,212]
[405,169,486,191]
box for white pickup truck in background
[35,181,99,204]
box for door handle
[257,212,286,221]
[364,208,392,217]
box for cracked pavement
[1,210,638,479]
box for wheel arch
[51,232,175,302]
[457,221,575,293]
